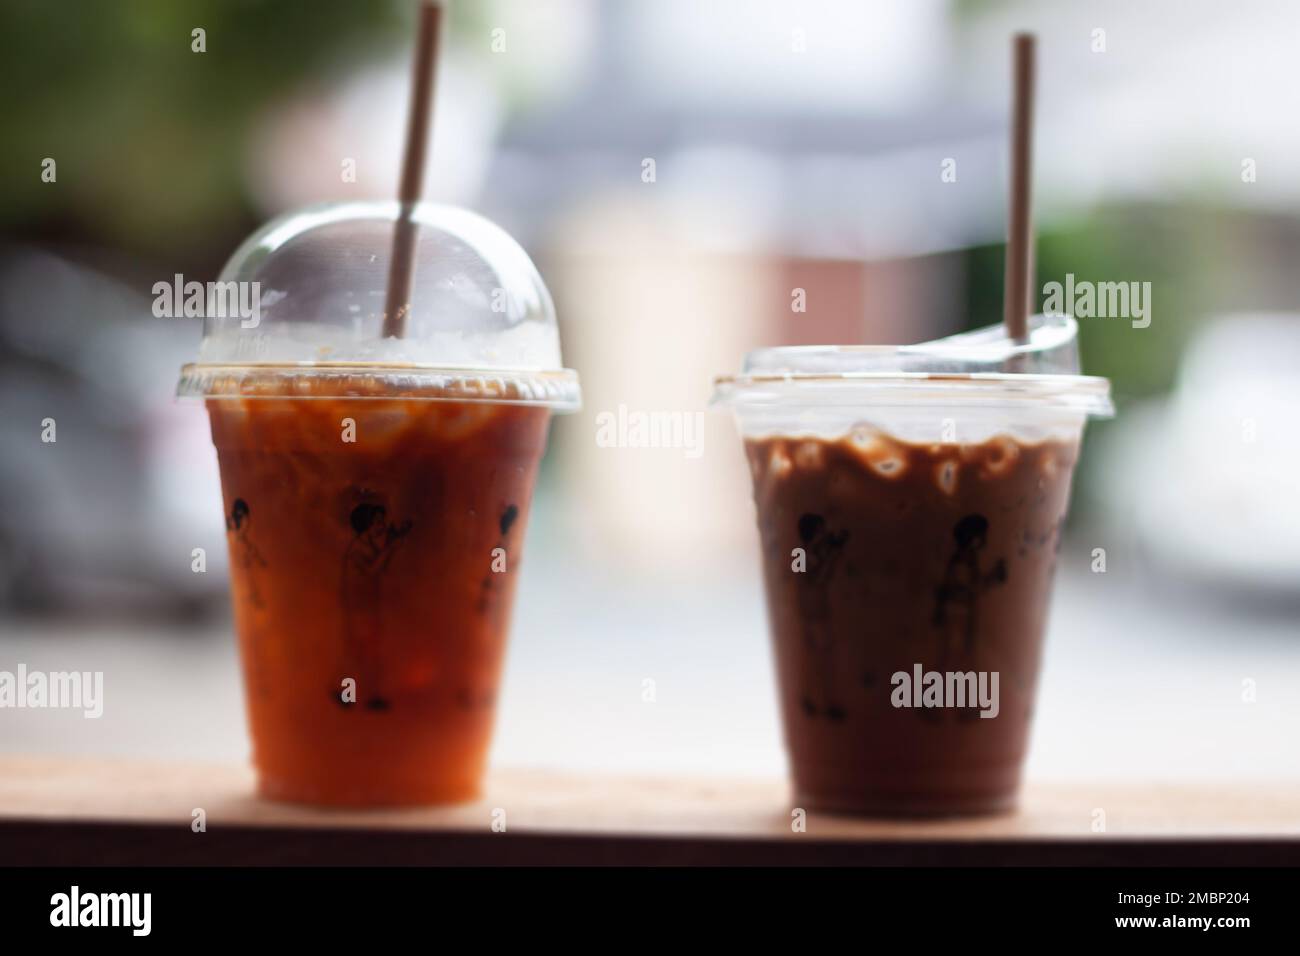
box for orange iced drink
[208,382,550,807]
[180,200,581,806]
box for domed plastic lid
[713,314,1112,416]
[177,201,580,409]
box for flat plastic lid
[176,201,580,410]
[713,314,1113,416]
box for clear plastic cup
[714,316,1112,816]
[178,202,580,807]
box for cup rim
[177,362,582,411]
[711,371,1114,416]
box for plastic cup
[178,202,580,806]
[714,317,1112,816]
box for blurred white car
[1099,313,1300,595]
[0,247,229,614]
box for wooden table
[1,757,1297,865]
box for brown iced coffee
[746,429,1078,815]
[713,317,1113,817]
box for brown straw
[382,0,443,339]
[1003,32,1035,344]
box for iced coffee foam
[750,427,1071,498]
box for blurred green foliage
[963,206,1220,401]
[0,0,410,268]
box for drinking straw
[1002,32,1035,344]
[382,0,443,339]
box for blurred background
[2,0,1298,784]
